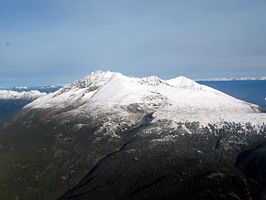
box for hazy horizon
[1,71,266,88]
[1,0,266,86]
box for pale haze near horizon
[0,0,266,87]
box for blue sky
[1,0,266,86]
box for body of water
[199,80,266,111]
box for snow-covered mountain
[2,71,266,200]
[25,71,266,125]
[0,90,46,100]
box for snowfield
[25,71,266,125]
[0,90,46,100]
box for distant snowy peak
[40,85,61,89]
[14,86,28,90]
[166,76,202,89]
[0,90,46,100]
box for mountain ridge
[24,71,264,125]
[0,90,46,100]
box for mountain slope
[25,71,264,125]
[0,90,46,121]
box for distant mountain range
[0,90,46,100]
[0,85,62,93]
[0,90,46,121]
[197,76,266,81]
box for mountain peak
[84,70,118,79]
[166,76,201,89]
[25,70,265,125]
[77,70,119,88]
[138,75,164,86]
[55,71,121,96]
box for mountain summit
[25,71,264,125]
